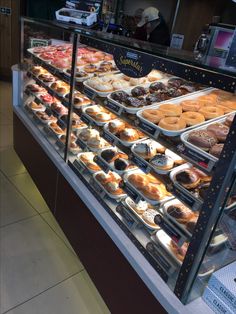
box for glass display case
[14,17,236,306]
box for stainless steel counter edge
[13,105,213,314]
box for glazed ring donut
[181,111,205,126]
[216,104,233,114]
[181,100,201,112]
[158,104,182,117]
[142,109,165,124]
[199,106,224,119]
[221,100,236,110]
[159,117,186,130]
[198,94,218,103]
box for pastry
[150,154,174,171]
[128,173,149,189]
[78,129,99,141]
[31,66,47,76]
[199,106,224,119]
[167,77,185,88]
[80,152,101,171]
[87,135,109,149]
[159,117,186,130]
[187,130,218,151]
[114,158,130,171]
[186,217,198,233]
[125,97,145,108]
[133,141,164,160]
[142,184,166,200]
[170,241,188,262]
[181,100,202,112]
[129,77,146,86]
[147,70,163,81]
[110,91,129,103]
[119,128,140,142]
[165,149,185,165]
[95,112,112,122]
[28,101,45,111]
[175,168,200,189]
[131,86,147,97]
[181,111,205,126]
[207,123,229,142]
[38,73,56,85]
[149,82,166,93]
[49,122,66,135]
[142,109,165,124]
[35,111,57,123]
[198,182,210,199]
[85,106,101,116]
[108,119,126,134]
[142,209,158,227]
[224,114,235,127]
[112,80,130,90]
[26,84,46,94]
[84,64,97,73]
[146,93,162,105]
[158,104,182,117]
[127,198,148,214]
[105,181,124,195]
[166,203,194,224]
[209,143,224,158]
[95,172,111,184]
[40,94,57,105]
[101,149,117,163]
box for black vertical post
[174,115,236,303]
[64,33,78,162]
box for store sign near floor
[113,48,155,78]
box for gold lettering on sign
[119,56,143,73]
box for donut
[84,64,97,73]
[187,130,218,151]
[128,174,149,189]
[181,111,205,126]
[198,93,218,104]
[159,117,186,130]
[221,100,236,110]
[225,114,235,127]
[142,109,165,124]
[158,104,182,117]
[175,168,200,189]
[209,143,224,158]
[207,123,229,142]
[199,106,224,119]
[142,184,165,200]
[215,104,233,114]
[181,100,202,112]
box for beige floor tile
[0,81,12,108]
[0,147,26,177]
[0,172,37,227]
[8,173,50,214]
[0,124,13,148]
[0,215,83,313]
[6,271,110,314]
[41,211,76,256]
[0,109,13,125]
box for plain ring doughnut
[142,109,165,124]
[158,104,182,117]
[159,117,186,130]
[199,106,224,119]
[181,111,205,126]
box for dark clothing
[134,16,170,47]
[148,19,170,46]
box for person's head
[137,7,160,28]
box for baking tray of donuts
[169,163,212,210]
[181,113,235,166]
[106,77,205,115]
[103,118,147,147]
[131,139,186,175]
[63,60,119,82]
[137,89,236,138]
[92,171,127,200]
[124,197,162,231]
[80,104,118,126]
[83,70,166,98]
[122,169,173,206]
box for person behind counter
[134,7,170,46]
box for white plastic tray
[103,123,147,147]
[181,114,234,165]
[125,197,160,230]
[93,171,127,200]
[136,88,230,137]
[123,169,173,206]
[155,230,183,266]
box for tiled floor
[0,81,110,314]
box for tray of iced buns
[181,113,235,162]
[137,89,236,137]
[83,70,165,97]
[107,77,203,114]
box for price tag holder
[138,120,160,138]
[121,182,142,203]
[73,159,85,174]
[154,215,185,246]
[130,154,150,174]
[92,180,106,196]
[45,107,53,116]
[93,156,110,173]
[80,114,95,126]
[84,86,97,100]
[116,204,138,229]
[60,73,70,84]
[76,138,87,150]
[57,118,66,130]
[55,139,65,150]
[171,184,202,211]
[51,109,61,119]
[146,241,173,276]
[102,131,118,146]
[105,100,123,115]
[177,144,215,172]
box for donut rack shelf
[16,17,236,308]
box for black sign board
[226,30,236,68]
[114,47,154,78]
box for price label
[122,182,142,203]
[138,120,159,137]
[93,156,110,173]
[51,109,61,119]
[33,56,42,66]
[154,215,184,246]
[84,86,96,100]
[73,159,85,174]
[102,131,117,145]
[61,73,70,84]
[45,107,53,116]
[62,99,69,107]
[80,114,94,126]
[76,138,87,150]
[171,184,202,211]
[105,100,123,115]
[24,89,31,96]
[57,118,66,130]
[55,139,65,150]
[177,144,214,172]
[146,242,172,273]
[92,180,105,195]
[130,154,150,173]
